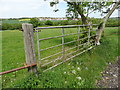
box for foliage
[2,23,22,30]
[106,18,119,27]
[29,18,39,27]
[1,18,119,30]
[65,2,112,19]
[2,19,20,24]
[49,0,114,24]
[45,20,53,26]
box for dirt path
[96,56,119,88]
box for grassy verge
[2,27,118,88]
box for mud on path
[96,56,120,88]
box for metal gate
[35,24,98,71]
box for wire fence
[35,24,98,71]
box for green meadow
[1,27,119,88]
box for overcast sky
[0,0,119,18]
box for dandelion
[76,77,82,80]
[72,70,76,74]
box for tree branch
[96,0,120,45]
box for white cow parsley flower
[72,70,76,74]
[76,77,82,80]
[77,67,81,71]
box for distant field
[19,19,30,21]
[2,19,30,24]
[1,27,119,88]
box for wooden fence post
[22,23,37,73]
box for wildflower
[64,72,66,74]
[76,77,82,80]
[77,67,81,71]
[72,66,74,68]
[85,67,88,70]
[65,81,67,83]
[113,74,117,77]
[76,62,79,64]
[72,70,76,74]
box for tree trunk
[80,14,88,25]
[96,1,120,45]
[72,3,88,25]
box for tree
[48,0,120,45]
[96,1,120,45]
[45,20,53,26]
[50,0,113,25]
[29,18,39,27]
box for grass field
[1,27,119,88]
[2,19,30,24]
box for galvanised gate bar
[35,24,98,72]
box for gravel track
[96,56,119,88]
